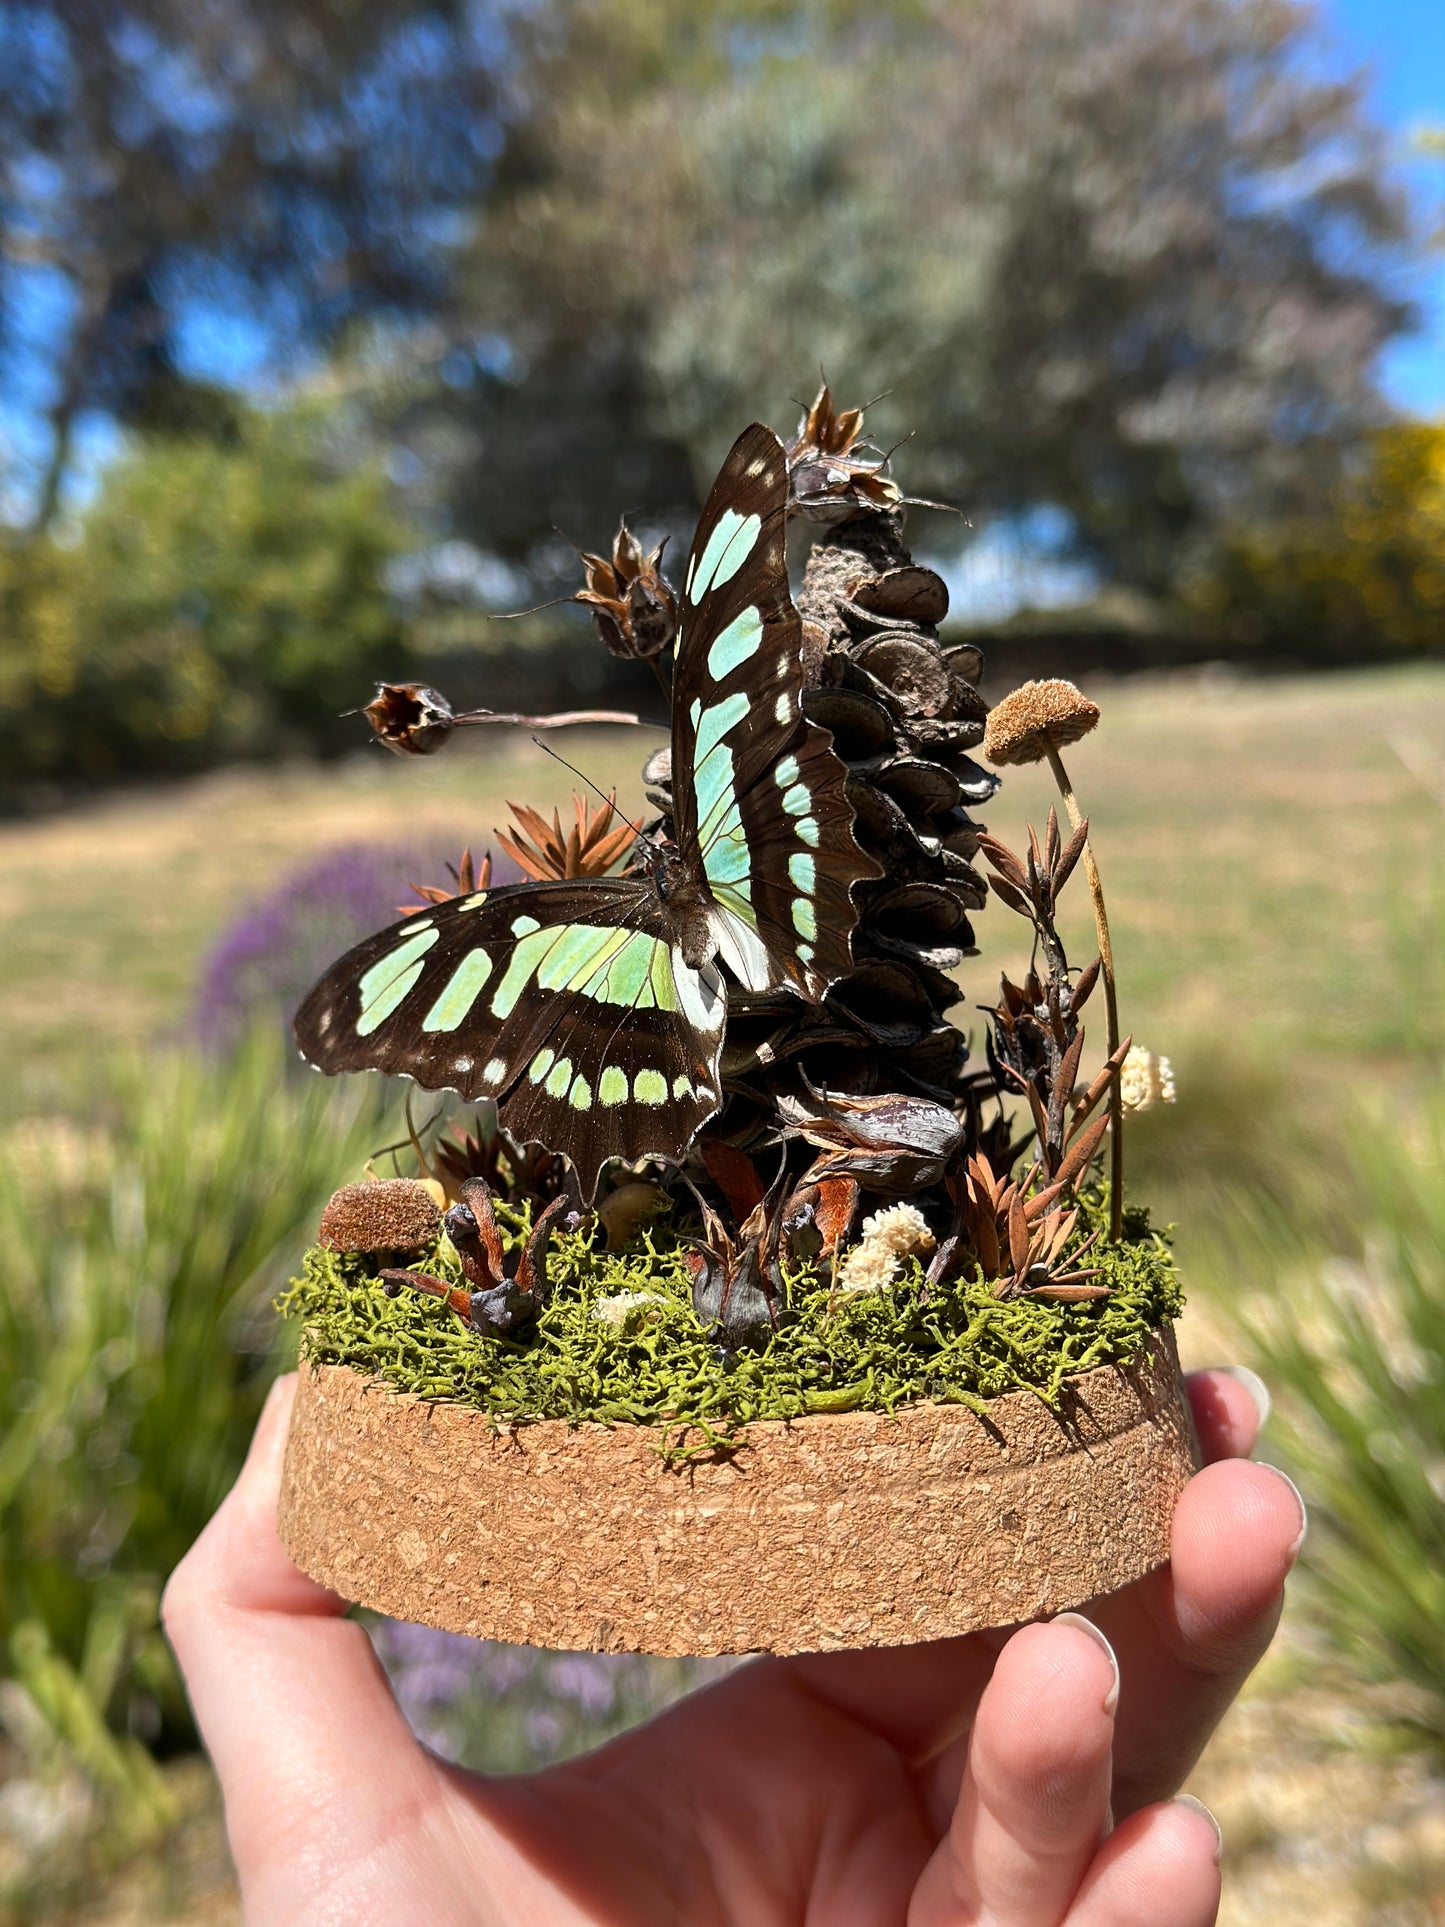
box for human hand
[164,1366,1302,1925]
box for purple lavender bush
[193,839,518,1055]
[369,1620,737,1772]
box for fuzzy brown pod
[318,1180,441,1255]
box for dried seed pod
[853,635,954,718]
[866,880,972,938]
[361,683,455,757]
[872,755,964,817]
[801,686,897,759]
[848,565,949,627]
[942,642,985,688]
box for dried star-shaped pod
[399,846,493,917]
[381,1177,573,1334]
[781,1088,963,1196]
[431,1117,574,1211]
[682,1179,788,1348]
[781,1174,860,1265]
[785,382,904,522]
[495,792,641,882]
[361,682,456,756]
[575,522,678,660]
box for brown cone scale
[278,1328,1198,1655]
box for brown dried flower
[495,792,641,881]
[785,382,903,521]
[983,680,1100,768]
[381,1177,572,1334]
[575,523,677,661]
[399,847,492,916]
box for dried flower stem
[1042,740,1123,1241]
[451,705,650,730]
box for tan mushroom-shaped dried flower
[984,678,1126,1241]
[983,679,1100,768]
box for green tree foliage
[1189,422,1445,656]
[439,0,1412,597]
[0,0,513,525]
[0,406,412,794]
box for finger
[1185,1366,1270,1463]
[779,1634,1001,1769]
[908,1616,1119,1927]
[781,1366,1272,1771]
[162,1376,432,1869]
[1097,1457,1305,1814]
[1067,1797,1222,1927]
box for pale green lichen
[279,1193,1183,1453]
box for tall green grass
[1194,1064,1445,1761]
[0,1034,389,1835]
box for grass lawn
[4,661,1441,1121]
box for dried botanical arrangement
[278,388,1193,1653]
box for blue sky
[1327,0,1445,413]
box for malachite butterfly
[294,423,881,1197]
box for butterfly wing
[672,422,879,997]
[293,877,725,1198]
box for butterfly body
[295,423,881,1196]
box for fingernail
[1172,1794,1223,1863]
[1257,1462,1308,1564]
[1218,1364,1271,1432]
[1053,1612,1120,1716]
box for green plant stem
[1043,740,1123,1242]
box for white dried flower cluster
[836,1202,937,1296]
[1119,1046,1177,1113]
[591,1290,665,1329]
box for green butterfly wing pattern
[294,420,878,1196]
[293,877,725,1199]
[671,422,879,996]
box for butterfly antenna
[532,738,632,820]
[485,595,573,621]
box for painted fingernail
[1053,1612,1120,1716]
[1257,1463,1308,1564]
[1218,1364,1271,1432]
[1172,1794,1223,1863]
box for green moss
[280,1193,1183,1452]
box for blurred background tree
[0,0,1435,804]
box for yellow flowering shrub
[1191,422,1445,656]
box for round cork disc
[278,1327,1199,1656]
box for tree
[439,0,1416,597]
[0,0,514,527]
[1189,421,1445,656]
[0,402,412,793]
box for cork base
[278,1327,1199,1655]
